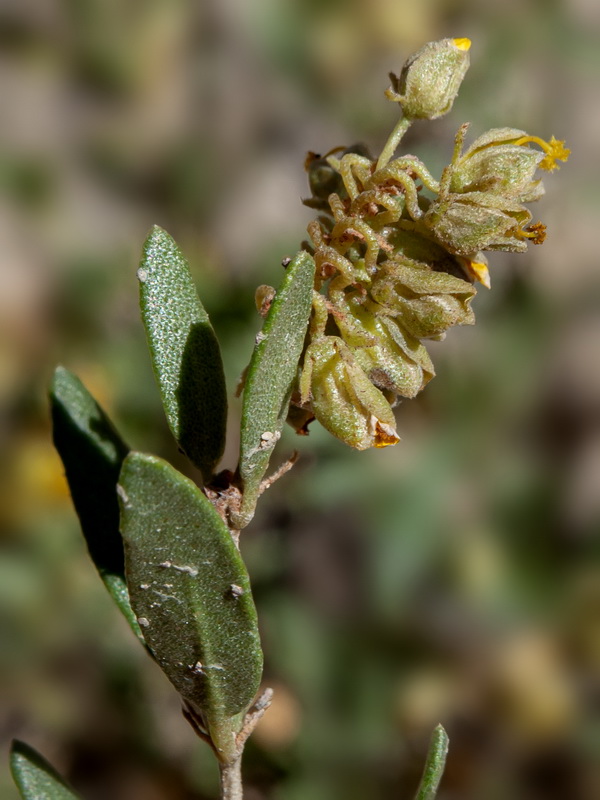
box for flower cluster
[285,38,569,450]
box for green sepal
[414,724,449,800]
[10,740,81,800]
[119,452,263,761]
[50,366,143,642]
[138,226,227,483]
[303,336,399,451]
[235,251,315,527]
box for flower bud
[388,38,471,120]
[335,295,434,398]
[370,261,476,339]
[423,194,537,257]
[449,128,545,201]
[304,336,399,450]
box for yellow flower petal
[467,260,491,289]
[453,38,471,51]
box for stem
[376,116,412,171]
[219,755,243,800]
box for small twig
[236,687,274,750]
[258,452,299,497]
[185,692,273,800]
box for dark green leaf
[50,366,143,642]
[414,724,449,800]
[138,225,227,482]
[119,452,263,760]
[235,251,315,527]
[11,740,80,800]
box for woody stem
[219,755,243,800]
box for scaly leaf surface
[119,452,263,759]
[237,251,315,526]
[138,226,227,482]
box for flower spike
[279,38,568,450]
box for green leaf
[414,724,449,800]
[235,251,315,527]
[138,225,227,483]
[119,452,263,760]
[10,740,80,800]
[50,366,143,642]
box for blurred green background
[1,0,599,798]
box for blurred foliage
[1,0,599,799]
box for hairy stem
[220,755,243,800]
[376,116,412,170]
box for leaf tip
[122,450,156,469]
[10,738,26,758]
[119,451,165,491]
[433,723,449,752]
[50,364,70,395]
[144,224,173,250]
[10,739,37,769]
[10,739,79,798]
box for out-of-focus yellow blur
[1,1,598,798]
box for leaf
[50,366,143,642]
[138,225,227,483]
[119,452,263,760]
[10,740,80,800]
[235,251,315,527]
[414,724,449,800]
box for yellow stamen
[513,134,570,172]
[515,222,547,244]
[453,38,471,51]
